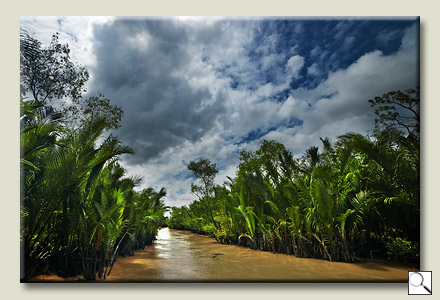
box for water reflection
[102,228,410,282]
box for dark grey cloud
[20,17,419,208]
[88,19,227,164]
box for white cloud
[20,18,418,209]
[121,22,417,208]
[286,55,305,78]
[268,24,418,156]
[307,63,322,77]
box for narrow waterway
[32,227,412,282]
[100,228,410,282]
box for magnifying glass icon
[409,272,431,293]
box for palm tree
[22,113,134,279]
[167,118,419,265]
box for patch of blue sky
[233,129,268,146]
[166,168,196,181]
[237,117,303,145]
[227,74,241,89]
[270,89,291,103]
[212,62,257,91]
[285,118,303,129]
[223,134,236,142]
[241,19,417,91]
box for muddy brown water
[32,228,412,282]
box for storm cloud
[20,17,419,208]
[88,19,229,164]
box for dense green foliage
[20,29,419,282]
[169,88,420,264]
[20,31,166,281]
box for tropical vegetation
[169,88,420,265]
[20,28,420,282]
[20,30,167,281]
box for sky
[20,16,419,209]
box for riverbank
[27,228,415,283]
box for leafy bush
[384,236,419,263]
[202,224,217,237]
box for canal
[96,228,410,282]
